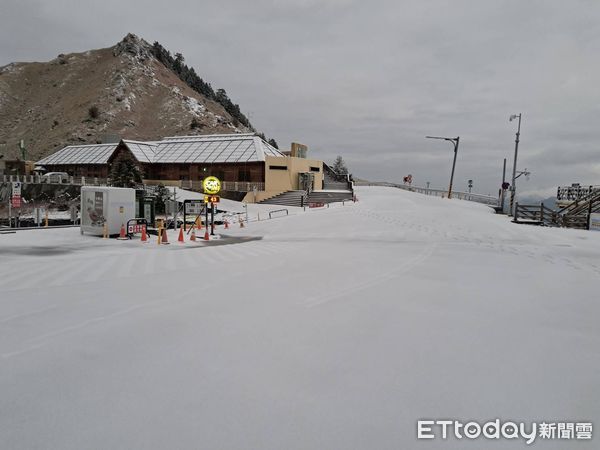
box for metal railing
[514,201,595,230]
[1,175,265,192]
[557,185,600,202]
[268,209,289,219]
[179,180,265,192]
[354,181,498,206]
[513,203,559,227]
[556,189,600,217]
[1,174,108,186]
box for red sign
[128,224,146,234]
[11,196,21,208]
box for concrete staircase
[306,190,353,204]
[258,166,354,208]
[259,190,307,207]
[322,170,350,190]
[514,189,600,229]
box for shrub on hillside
[88,105,100,119]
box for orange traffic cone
[178,227,185,243]
[190,229,196,241]
[161,227,170,244]
[117,223,128,240]
[204,230,210,241]
[141,225,148,242]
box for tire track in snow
[47,257,100,287]
[1,260,285,359]
[303,242,438,308]
[0,262,66,291]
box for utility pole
[500,158,507,212]
[426,136,460,199]
[509,114,522,216]
[7,187,11,228]
[172,186,177,230]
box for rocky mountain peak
[112,33,152,61]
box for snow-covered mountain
[0,33,252,161]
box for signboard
[82,190,105,228]
[202,176,221,194]
[185,200,203,215]
[11,182,21,196]
[127,220,147,234]
[204,195,220,204]
[11,182,21,208]
[589,213,600,232]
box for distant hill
[0,33,271,161]
[517,195,558,209]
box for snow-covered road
[1,186,599,449]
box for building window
[269,165,288,170]
[212,170,225,180]
[310,166,320,172]
[238,169,251,181]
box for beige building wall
[244,155,324,202]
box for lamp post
[509,113,522,215]
[426,135,460,199]
[500,158,507,211]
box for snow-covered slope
[1,186,599,449]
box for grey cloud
[1,0,599,195]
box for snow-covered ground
[1,186,599,449]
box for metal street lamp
[426,135,460,199]
[515,168,531,181]
[509,113,522,215]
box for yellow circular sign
[203,176,221,194]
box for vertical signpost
[202,176,222,240]
[9,182,22,228]
[183,199,203,232]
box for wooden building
[37,134,325,201]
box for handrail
[556,189,600,215]
[268,209,289,219]
[1,174,108,186]
[513,202,591,228]
[354,181,498,206]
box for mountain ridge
[0,33,263,161]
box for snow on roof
[37,143,118,165]
[152,135,284,164]
[162,133,256,141]
[121,140,157,163]
[37,134,285,166]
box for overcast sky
[1,0,599,197]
